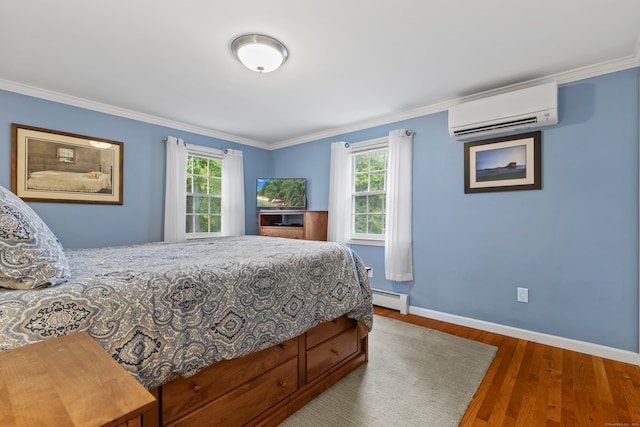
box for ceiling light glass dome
[231,34,288,73]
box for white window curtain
[327,141,351,243]
[164,136,188,242]
[221,148,245,236]
[385,129,413,281]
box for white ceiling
[1,1,639,149]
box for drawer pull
[278,380,287,388]
[330,349,340,356]
[193,384,201,393]
[279,343,287,349]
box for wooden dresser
[0,332,156,427]
[258,210,328,241]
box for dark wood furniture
[142,315,367,427]
[0,331,156,427]
[258,210,328,241]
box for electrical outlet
[517,287,529,303]
[367,267,373,278]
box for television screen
[257,178,307,209]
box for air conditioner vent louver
[448,82,557,139]
[453,116,538,137]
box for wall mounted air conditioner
[448,81,558,139]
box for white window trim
[186,143,223,159]
[349,237,386,246]
[349,136,388,154]
[185,144,224,239]
[348,136,388,246]
[186,231,221,240]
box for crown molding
[271,50,640,149]
[268,100,452,150]
[1,47,639,151]
[0,79,270,150]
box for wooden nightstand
[0,332,156,427]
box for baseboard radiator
[371,288,409,315]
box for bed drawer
[306,315,357,349]
[306,326,358,382]
[166,357,298,427]
[161,337,298,424]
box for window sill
[348,238,385,247]
[186,233,222,240]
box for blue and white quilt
[0,236,373,389]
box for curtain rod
[163,136,186,146]
[164,135,232,154]
[344,129,414,148]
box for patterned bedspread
[0,236,373,389]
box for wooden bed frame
[140,314,368,427]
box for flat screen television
[257,178,307,209]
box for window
[57,147,75,163]
[165,138,244,242]
[351,139,388,242]
[186,152,222,236]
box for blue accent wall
[272,68,640,352]
[0,67,638,353]
[0,90,271,247]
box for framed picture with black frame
[464,131,541,193]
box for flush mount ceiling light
[231,34,288,73]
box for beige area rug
[279,315,497,427]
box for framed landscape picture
[11,124,123,204]
[464,131,541,193]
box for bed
[26,170,112,193]
[0,184,373,426]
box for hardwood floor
[374,306,640,426]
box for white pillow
[0,185,70,289]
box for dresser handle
[193,384,201,393]
[279,343,287,349]
[330,349,340,356]
[278,380,286,387]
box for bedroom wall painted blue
[0,68,637,353]
[271,68,640,353]
[0,90,271,247]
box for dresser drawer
[162,338,298,424]
[306,315,357,349]
[167,357,299,427]
[259,226,304,239]
[306,326,358,382]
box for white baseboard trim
[409,305,640,366]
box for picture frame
[464,131,541,193]
[11,124,123,204]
